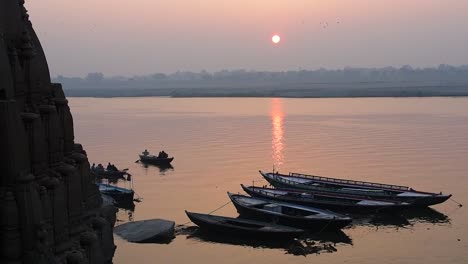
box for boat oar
[134,160,140,163]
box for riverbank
[64,83,468,98]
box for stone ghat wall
[0,1,117,263]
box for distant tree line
[56,65,468,98]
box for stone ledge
[114,219,175,244]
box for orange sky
[27,0,468,76]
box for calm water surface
[69,97,468,264]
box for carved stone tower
[0,1,117,263]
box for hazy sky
[28,0,468,77]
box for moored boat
[94,169,130,180]
[260,171,451,207]
[241,185,411,213]
[97,183,134,205]
[185,211,305,238]
[228,193,352,230]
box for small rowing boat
[185,211,304,238]
[228,192,352,230]
[97,183,134,205]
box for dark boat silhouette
[138,149,174,166]
[260,170,451,207]
[228,192,352,230]
[241,184,411,214]
[185,211,304,238]
[97,183,134,207]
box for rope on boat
[449,198,463,207]
[316,217,334,234]
[133,191,143,202]
[180,200,233,226]
[207,200,233,215]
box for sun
[272,35,281,44]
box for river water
[69,97,468,264]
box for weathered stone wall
[0,1,117,263]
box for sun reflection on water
[271,98,284,169]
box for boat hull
[261,171,451,207]
[241,185,409,214]
[185,211,304,238]
[139,155,174,166]
[231,200,352,230]
[97,183,134,206]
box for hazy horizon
[28,0,468,77]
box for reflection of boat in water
[140,162,174,173]
[350,207,450,228]
[185,227,352,256]
[185,211,304,238]
[260,171,452,207]
[402,207,451,224]
[138,149,174,166]
[228,193,352,230]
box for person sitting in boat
[96,163,104,173]
[161,150,168,158]
[142,149,149,156]
[106,162,119,172]
[91,163,96,171]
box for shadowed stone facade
[0,1,117,263]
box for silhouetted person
[97,164,104,172]
[91,163,96,171]
[142,149,149,156]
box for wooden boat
[185,211,304,238]
[97,183,134,205]
[138,155,174,166]
[260,171,451,207]
[228,193,352,230]
[241,185,411,213]
[94,169,130,181]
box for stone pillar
[56,162,83,238]
[21,111,48,177]
[14,173,42,263]
[92,216,116,263]
[38,185,54,252]
[80,231,102,264]
[0,36,14,99]
[0,191,22,264]
[47,169,70,255]
[53,84,75,155]
[0,100,30,186]
[38,103,62,166]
